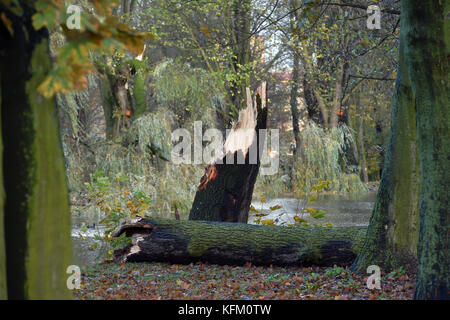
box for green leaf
[310,210,326,219]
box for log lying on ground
[189,83,268,223]
[113,218,367,267]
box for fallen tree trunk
[113,218,367,267]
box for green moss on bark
[405,0,450,300]
[120,218,366,267]
[1,14,72,299]
[132,71,147,119]
[352,16,420,272]
[24,40,73,300]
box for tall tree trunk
[290,57,301,158]
[405,0,449,300]
[330,61,344,129]
[229,0,251,114]
[351,9,420,272]
[0,82,6,300]
[356,93,368,183]
[189,84,267,223]
[357,116,368,184]
[289,1,301,157]
[301,47,329,128]
[0,4,72,299]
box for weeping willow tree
[67,60,224,219]
[153,59,223,129]
[292,122,367,194]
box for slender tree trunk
[290,60,301,158]
[229,0,251,113]
[405,0,449,300]
[356,94,368,183]
[97,68,119,140]
[0,4,72,299]
[288,0,302,158]
[301,47,329,128]
[357,116,368,183]
[351,10,420,272]
[330,61,344,129]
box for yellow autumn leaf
[261,219,275,226]
[200,26,211,38]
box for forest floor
[74,262,415,300]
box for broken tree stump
[189,83,268,223]
[112,218,367,267]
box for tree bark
[113,218,367,267]
[301,47,329,128]
[351,6,420,273]
[0,79,6,300]
[405,0,449,300]
[289,0,302,158]
[229,0,251,114]
[189,84,267,223]
[357,116,369,184]
[330,61,344,129]
[356,94,368,184]
[0,4,72,299]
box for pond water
[71,192,376,266]
[248,192,376,227]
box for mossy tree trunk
[0,4,72,299]
[353,1,450,300]
[113,218,366,267]
[96,57,148,140]
[357,115,368,184]
[405,1,449,300]
[351,6,420,272]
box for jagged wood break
[189,83,268,223]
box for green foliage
[153,59,222,126]
[324,265,349,278]
[132,71,147,119]
[126,112,173,161]
[292,122,368,194]
[84,170,151,259]
[383,267,406,280]
[253,173,289,199]
[0,0,152,97]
